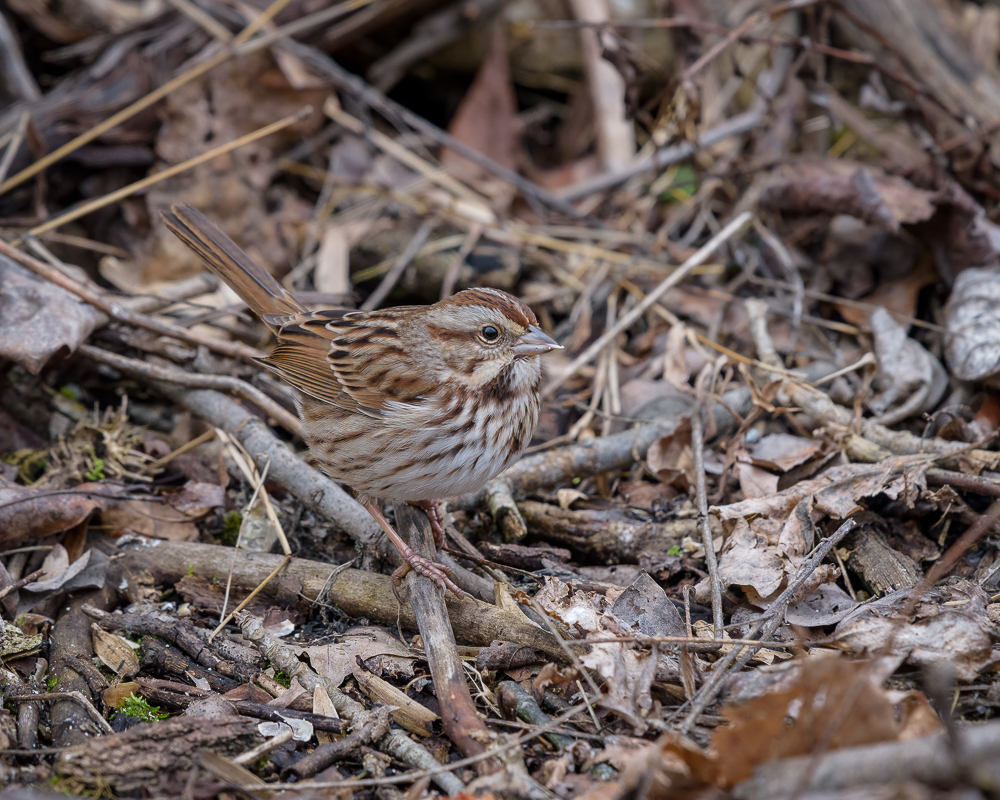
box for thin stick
[0,0,298,197]
[283,40,587,220]
[7,691,113,734]
[20,109,310,241]
[214,446,268,636]
[149,429,217,469]
[217,432,292,557]
[362,219,435,310]
[0,569,46,601]
[165,0,233,40]
[0,240,265,362]
[212,556,292,638]
[0,112,29,187]
[676,518,858,733]
[78,345,300,436]
[557,110,762,201]
[691,391,722,636]
[543,211,752,397]
[327,100,494,217]
[440,223,482,299]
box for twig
[232,729,293,767]
[542,211,753,397]
[557,110,763,201]
[0,568,45,601]
[78,344,300,435]
[440,223,482,299]
[676,518,858,733]
[164,0,233,40]
[0,112,29,187]
[327,101,494,217]
[691,395,722,636]
[735,719,1000,798]
[236,610,466,795]
[396,505,499,766]
[6,691,112,734]
[362,219,435,310]
[118,537,567,661]
[0,240,265,362]
[19,109,311,242]
[281,40,587,220]
[0,0,300,197]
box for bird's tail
[162,203,305,325]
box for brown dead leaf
[827,580,998,680]
[0,480,113,550]
[869,307,948,424]
[760,160,935,232]
[441,22,518,186]
[102,499,198,542]
[139,51,325,285]
[92,624,139,678]
[737,462,779,499]
[0,257,102,374]
[165,481,225,518]
[706,457,931,604]
[749,434,822,472]
[294,628,418,689]
[646,421,694,489]
[711,656,899,787]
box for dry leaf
[441,22,518,185]
[0,258,102,374]
[92,625,139,677]
[711,656,899,787]
[556,488,587,509]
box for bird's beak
[513,325,562,357]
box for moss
[114,693,169,723]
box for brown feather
[161,204,304,325]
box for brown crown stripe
[445,288,537,329]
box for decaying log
[49,583,116,748]
[734,719,1000,799]
[115,537,569,663]
[519,501,708,561]
[55,717,259,792]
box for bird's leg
[411,499,447,549]
[361,500,468,598]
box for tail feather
[162,204,305,324]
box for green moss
[84,445,105,481]
[220,510,242,546]
[114,693,169,723]
[273,671,292,689]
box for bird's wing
[262,309,426,417]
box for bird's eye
[480,325,500,342]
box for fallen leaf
[749,434,822,472]
[945,266,1000,383]
[294,627,418,689]
[869,307,948,424]
[827,580,998,680]
[92,625,139,677]
[441,22,518,185]
[711,656,899,787]
[0,257,101,374]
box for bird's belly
[301,395,536,502]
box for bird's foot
[411,499,447,549]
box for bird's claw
[392,553,469,599]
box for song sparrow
[163,204,561,595]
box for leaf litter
[4,0,1000,797]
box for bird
[162,203,561,595]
